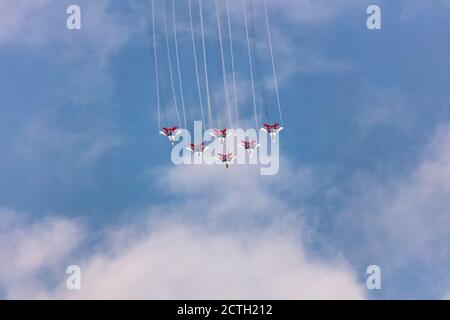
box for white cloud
[0,217,365,300]
[60,223,364,299]
[4,120,450,298]
[0,164,365,299]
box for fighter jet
[210,128,231,144]
[160,126,181,146]
[239,140,260,157]
[261,123,284,142]
[216,153,234,169]
[186,143,208,157]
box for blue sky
[1,0,450,299]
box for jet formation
[160,123,283,169]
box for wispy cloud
[400,0,450,21]
[0,0,52,45]
[353,85,415,140]
[333,121,450,297]
[11,119,122,168]
[0,209,83,299]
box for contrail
[243,0,259,129]
[199,0,213,128]
[215,0,233,127]
[264,0,283,124]
[150,0,161,129]
[163,0,182,127]
[226,0,239,127]
[188,0,206,129]
[172,0,187,128]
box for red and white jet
[216,153,234,169]
[210,128,231,144]
[186,143,208,157]
[261,123,284,142]
[239,140,260,157]
[160,126,181,145]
